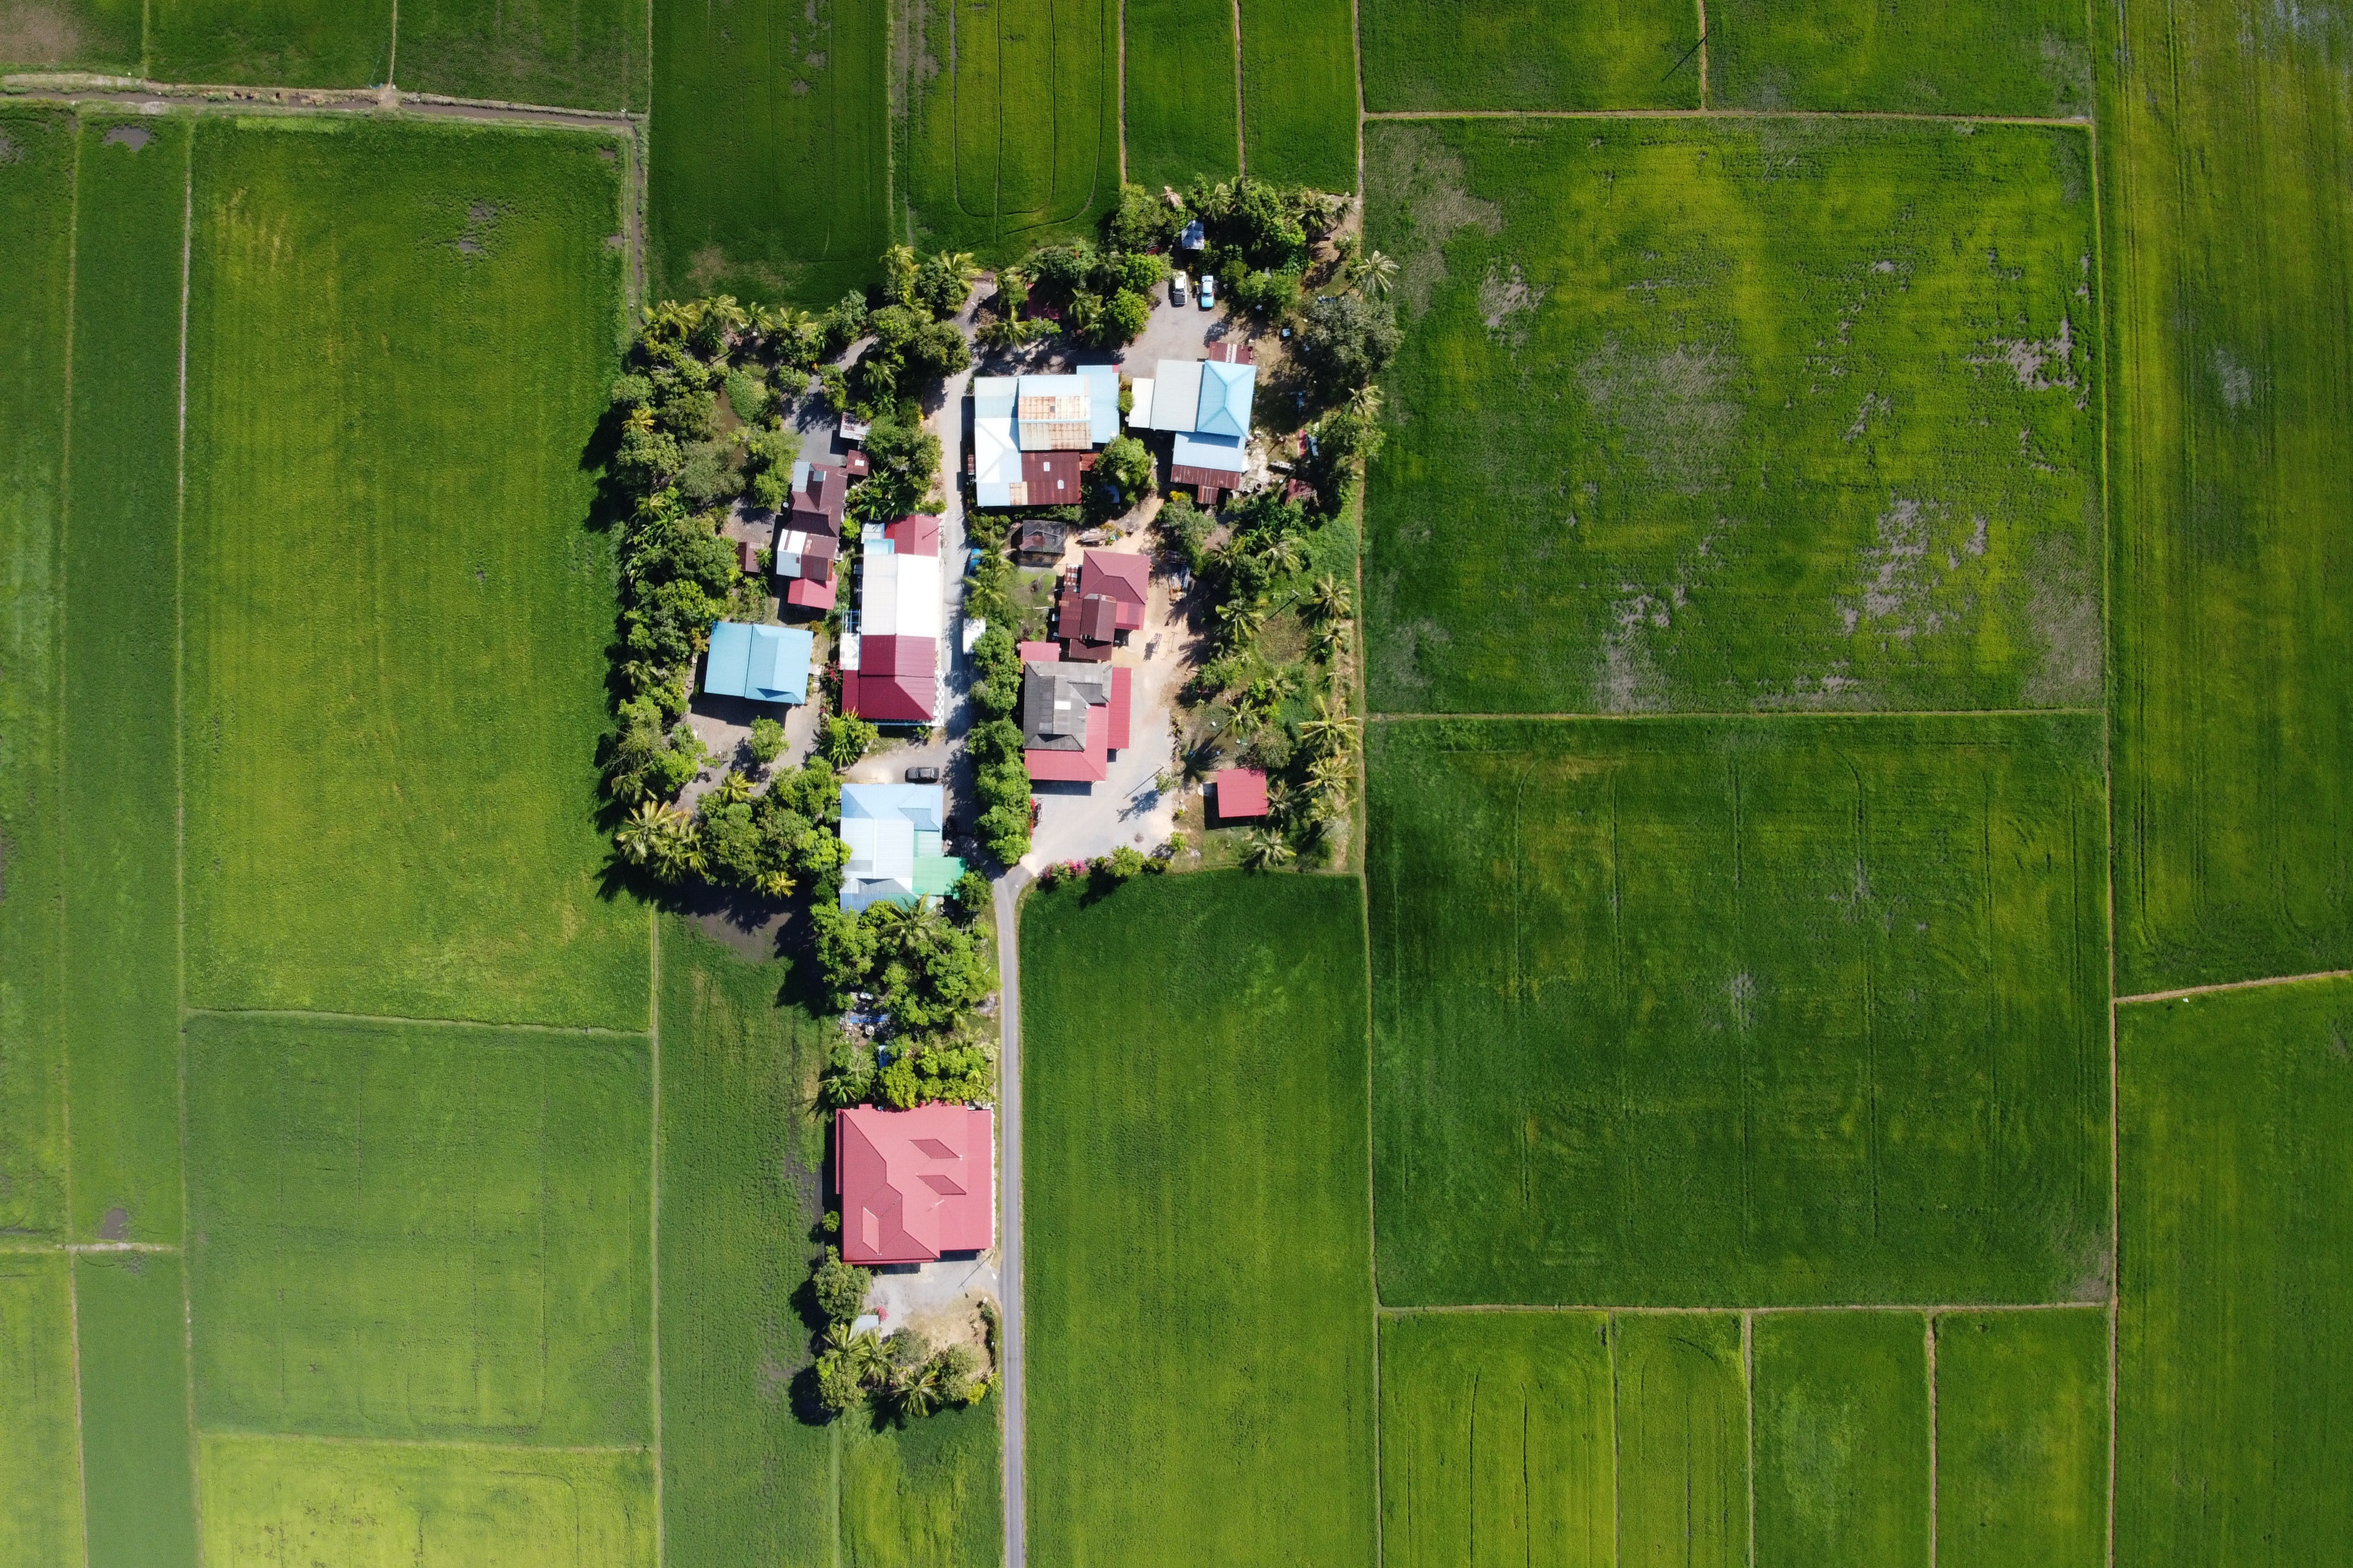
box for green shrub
[812,1249,873,1323]
[746,716,786,768]
[822,715,878,768]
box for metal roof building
[838,781,964,910]
[702,620,813,705]
[971,366,1121,508]
[835,1104,995,1265]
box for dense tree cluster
[803,1248,988,1420]
[808,894,995,1036]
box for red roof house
[773,526,838,612]
[1079,549,1149,630]
[1211,768,1268,821]
[1020,647,1132,783]
[791,462,848,535]
[835,1104,995,1265]
[844,633,937,723]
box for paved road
[992,868,1033,1568]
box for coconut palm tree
[709,769,755,809]
[1306,574,1352,626]
[615,799,675,865]
[1311,616,1355,667]
[1239,829,1295,871]
[1347,382,1385,422]
[1298,693,1360,760]
[1215,599,1266,650]
[1352,249,1398,300]
[882,244,921,306]
[623,403,656,436]
[1252,532,1305,577]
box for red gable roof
[1212,768,1268,820]
[791,463,846,534]
[884,513,941,558]
[836,1105,995,1265]
[1110,666,1132,750]
[785,574,836,610]
[1078,549,1149,625]
[845,634,938,723]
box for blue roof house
[839,782,966,912]
[1135,356,1257,475]
[704,620,814,705]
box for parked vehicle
[1171,272,1188,306]
[1196,272,1215,309]
[904,765,941,783]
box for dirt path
[991,867,1034,1568]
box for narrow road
[992,867,1033,1568]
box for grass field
[1935,1307,2106,1568]
[1360,0,1699,113]
[1023,873,1377,1568]
[76,1252,201,1568]
[0,1254,82,1567]
[200,1432,656,1565]
[396,0,650,109]
[898,0,1121,259]
[840,1403,1002,1568]
[0,105,76,1243]
[1615,1313,1748,1568]
[2118,978,2353,1563]
[1369,715,2109,1307]
[1122,0,1238,194]
[148,0,391,84]
[1362,118,2101,716]
[0,0,141,70]
[1751,1311,1927,1568]
[1237,0,1356,189]
[182,116,649,1030]
[2103,0,2353,992]
[61,113,189,1248]
[185,1012,651,1445]
[649,0,891,306]
[658,918,838,1566]
[1707,0,2091,118]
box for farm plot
[1023,873,1377,1568]
[839,1403,1002,1568]
[1368,715,2110,1307]
[148,0,391,84]
[898,0,1120,258]
[396,0,649,109]
[200,1432,656,1566]
[650,0,890,305]
[2118,978,2353,1565]
[1359,0,1699,113]
[2103,0,2353,992]
[184,1012,651,1446]
[0,1255,82,1568]
[61,114,189,1248]
[1707,0,2091,118]
[1935,1308,2106,1568]
[1122,0,1238,194]
[1237,0,1357,190]
[1362,118,2101,717]
[1614,1314,1749,1568]
[75,1253,201,1568]
[0,0,141,71]
[1751,1311,1927,1568]
[181,116,649,1031]
[0,104,75,1243]
[657,918,839,1566]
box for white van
[1171,272,1189,306]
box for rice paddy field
[1022,873,1377,1568]
[0,0,142,71]
[147,0,393,85]
[1705,0,2091,118]
[896,0,1121,259]
[1236,0,1356,189]
[649,0,892,306]
[1359,0,1701,113]
[1121,0,1238,194]
[1364,116,2102,717]
[394,0,649,108]
[74,1253,201,1568]
[0,1254,82,1567]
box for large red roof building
[835,1103,995,1265]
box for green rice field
[1613,1313,1749,1568]
[2118,977,2353,1564]
[1936,1307,2107,1568]
[0,0,142,71]
[1364,116,2101,716]
[199,1432,657,1565]
[0,1255,82,1567]
[1751,1310,1927,1568]
[1122,0,1238,194]
[898,0,1121,258]
[649,0,891,306]
[75,1253,201,1568]
[841,1402,1003,1568]
[1023,873,1377,1568]
[1368,715,2109,1307]
[1359,0,1699,112]
[1237,0,1357,189]
[148,0,392,85]
[1707,0,2091,118]
[182,116,649,1030]
[395,0,649,108]
[2104,0,2353,993]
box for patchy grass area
[0,104,76,1243]
[2119,978,2353,1564]
[148,0,391,84]
[185,1012,651,1445]
[1362,117,2101,716]
[199,1432,656,1566]
[1751,1310,1928,1568]
[182,116,649,1030]
[1708,0,2090,117]
[650,0,891,305]
[898,0,1121,259]
[61,114,188,1247]
[1023,873,1376,1568]
[2104,0,2353,992]
[1123,0,1238,193]
[1238,0,1357,189]
[398,0,651,109]
[1360,0,1699,112]
[1368,715,2110,1307]
[1937,1307,2107,1568]
[0,0,141,70]
[0,1255,82,1567]
[76,1253,201,1568]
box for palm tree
[1239,830,1295,871]
[755,866,798,900]
[883,243,920,306]
[1215,599,1265,650]
[1307,748,1355,812]
[1352,249,1398,300]
[709,769,754,809]
[1298,693,1360,760]
[649,810,705,881]
[622,403,656,436]
[1307,574,1352,626]
[1311,616,1355,667]
[1347,383,1385,423]
[615,799,675,865]
[890,1357,948,1418]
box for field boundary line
[1692,0,1709,109]
[0,1242,182,1255]
[1361,106,2093,128]
[172,130,206,1568]
[0,79,641,134]
[647,908,664,1568]
[1925,1314,1939,1568]
[386,0,399,86]
[1382,1299,2107,1316]
[1741,1309,1754,1568]
[1367,708,2106,722]
[2113,968,2353,1005]
[1229,0,1246,174]
[182,1006,651,1037]
[205,1429,653,1456]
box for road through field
[992,867,1034,1568]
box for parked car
[1197,272,1215,309]
[904,765,941,783]
[1171,272,1188,306]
